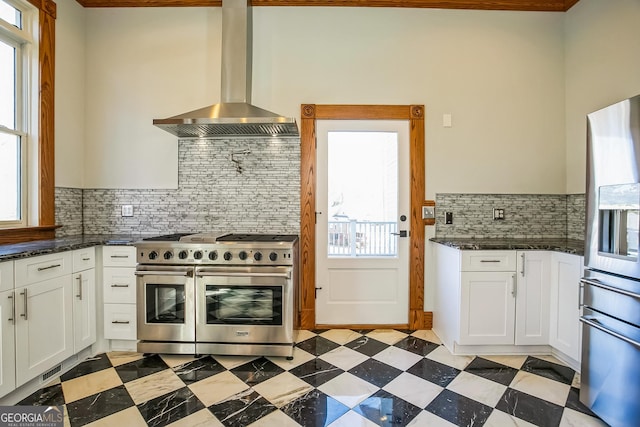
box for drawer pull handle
[112,320,130,324]
[480,260,501,263]
[37,264,61,271]
[110,255,130,259]
[111,284,129,288]
[82,257,91,261]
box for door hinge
[315,211,322,224]
[315,287,323,298]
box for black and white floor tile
[17,329,608,427]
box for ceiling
[75,0,580,12]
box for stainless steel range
[134,233,297,359]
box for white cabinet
[459,251,518,345]
[102,246,137,340]
[0,262,15,397]
[515,251,550,345]
[436,248,551,350]
[549,252,583,363]
[72,247,96,352]
[13,253,74,387]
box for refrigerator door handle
[580,316,640,350]
[580,278,640,299]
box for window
[0,0,37,229]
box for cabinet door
[73,269,96,353]
[14,276,74,387]
[460,272,516,345]
[549,253,583,361]
[515,251,551,345]
[0,290,16,397]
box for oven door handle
[196,271,291,279]
[135,270,193,277]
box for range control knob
[163,251,173,260]
[193,250,203,260]
[269,252,278,262]
[254,252,263,261]
[148,251,158,260]
[178,250,188,260]
[239,251,248,260]
[209,251,218,261]
[224,251,232,261]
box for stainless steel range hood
[153,0,298,138]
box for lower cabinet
[460,271,516,345]
[0,288,16,397]
[435,246,579,365]
[14,276,74,387]
[549,252,583,362]
[102,246,137,341]
[73,268,96,352]
[458,251,550,346]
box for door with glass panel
[316,120,410,324]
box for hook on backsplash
[230,149,251,174]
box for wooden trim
[75,0,578,12]
[1,0,57,245]
[299,104,426,330]
[39,4,56,227]
[0,226,59,245]
[424,311,433,329]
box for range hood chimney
[153,0,298,138]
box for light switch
[443,114,452,128]
[422,206,435,219]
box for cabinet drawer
[15,252,73,285]
[103,267,136,304]
[104,304,137,340]
[73,247,96,272]
[0,261,13,292]
[462,251,516,272]
[103,246,136,268]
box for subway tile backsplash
[435,193,585,240]
[56,138,300,237]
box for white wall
[254,7,566,198]
[57,6,566,193]
[564,0,640,194]
[83,7,220,188]
[55,0,85,188]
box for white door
[73,269,97,352]
[0,289,16,397]
[515,251,550,346]
[316,120,410,325]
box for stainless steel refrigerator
[581,94,640,427]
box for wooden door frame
[299,104,426,329]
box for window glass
[0,40,16,130]
[0,1,21,28]
[0,132,20,221]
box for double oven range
[134,233,297,359]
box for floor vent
[42,365,62,382]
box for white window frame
[0,0,39,229]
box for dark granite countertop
[429,238,585,256]
[0,234,138,262]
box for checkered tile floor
[17,329,607,427]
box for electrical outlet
[121,205,134,217]
[445,212,453,224]
[493,208,505,220]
